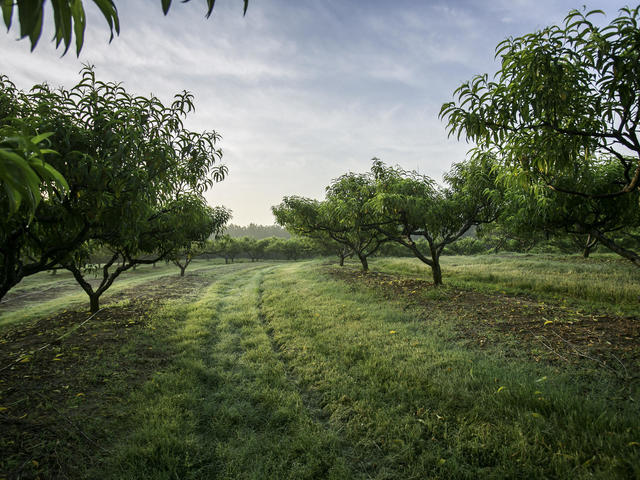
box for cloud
[0,0,630,224]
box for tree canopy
[273,171,389,271]
[440,5,640,266]
[441,6,640,198]
[369,157,500,284]
[0,67,228,304]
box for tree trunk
[583,234,598,258]
[179,266,186,277]
[89,293,100,313]
[431,260,443,286]
[358,253,369,271]
[339,255,345,266]
[430,247,443,286]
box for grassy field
[1,255,638,479]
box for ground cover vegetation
[0,258,638,478]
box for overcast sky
[1,0,629,225]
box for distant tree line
[223,223,290,239]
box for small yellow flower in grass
[389,330,397,334]
[76,393,85,397]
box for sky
[0,0,630,225]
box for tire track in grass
[102,263,354,479]
[98,263,270,479]
[202,265,354,479]
[256,267,333,428]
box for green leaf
[30,132,55,145]
[161,0,171,15]
[1,0,13,30]
[205,0,215,18]
[71,0,86,55]
[17,0,45,51]
[92,0,120,41]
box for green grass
[0,259,231,328]
[370,253,640,314]
[1,257,638,479]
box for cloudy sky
[1,0,629,224]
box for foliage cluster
[0,68,229,311]
[1,0,249,55]
[273,157,500,285]
[441,6,640,267]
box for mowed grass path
[1,259,638,478]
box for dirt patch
[329,267,640,377]
[0,273,211,479]
[0,280,80,313]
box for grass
[1,255,638,478]
[0,259,234,328]
[370,253,640,314]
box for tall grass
[370,254,640,313]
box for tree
[238,236,272,261]
[2,0,249,56]
[171,205,230,276]
[212,236,243,264]
[440,6,640,266]
[64,196,226,312]
[273,172,388,272]
[308,235,353,266]
[493,160,640,263]
[0,67,227,302]
[369,158,500,285]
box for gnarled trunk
[357,253,369,271]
